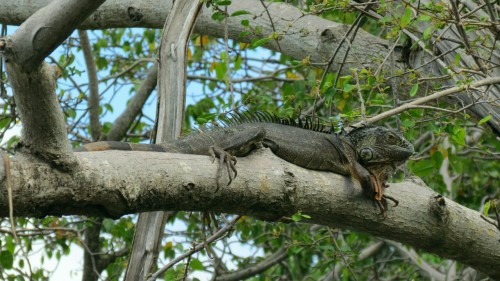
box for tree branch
[105,63,158,141]
[0,149,498,278]
[2,0,106,71]
[2,0,500,133]
[388,241,446,281]
[216,247,288,281]
[6,62,77,169]
[126,1,202,280]
[78,30,101,142]
[82,218,103,281]
[0,0,106,168]
[353,76,500,127]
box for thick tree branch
[2,0,498,133]
[2,0,106,71]
[0,0,395,80]
[0,0,105,168]
[0,149,498,278]
[6,62,77,169]
[126,1,202,280]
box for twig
[327,227,358,281]
[147,215,242,281]
[353,71,366,121]
[306,2,373,117]
[353,76,500,126]
[260,0,282,53]
[223,5,235,108]
[182,243,194,281]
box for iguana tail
[75,141,167,152]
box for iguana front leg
[209,146,237,192]
[354,165,394,217]
[207,126,266,191]
[369,174,399,217]
[349,160,380,201]
[342,140,389,215]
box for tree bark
[0,149,498,278]
[2,0,497,133]
[1,0,106,168]
[124,1,202,280]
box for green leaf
[190,258,205,270]
[401,119,415,128]
[214,62,227,80]
[418,14,431,21]
[240,19,249,26]
[251,37,271,48]
[66,108,77,119]
[409,83,419,97]
[291,213,302,222]
[452,125,466,146]
[478,115,492,125]
[234,55,242,70]
[0,250,14,269]
[343,83,355,93]
[410,159,435,177]
[104,103,113,113]
[0,117,11,129]
[400,7,412,28]
[96,56,108,70]
[164,269,175,281]
[291,211,310,222]
[102,218,114,232]
[216,0,232,5]
[482,200,491,216]
[211,11,225,22]
[423,26,433,39]
[4,235,15,253]
[431,151,444,167]
[231,10,250,17]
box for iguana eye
[360,147,373,161]
[387,132,399,144]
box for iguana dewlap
[76,112,414,216]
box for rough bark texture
[6,62,77,169]
[3,0,106,71]
[1,0,106,168]
[125,1,202,280]
[0,0,394,74]
[0,149,498,278]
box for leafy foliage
[1,0,499,280]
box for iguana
[76,111,414,216]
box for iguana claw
[370,174,399,217]
[382,194,399,207]
[209,145,237,192]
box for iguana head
[347,126,414,166]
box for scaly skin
[76,112,414,216]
